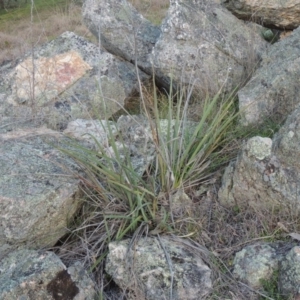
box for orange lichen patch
[15,50,92,106]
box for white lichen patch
[288,130,295,138]
[246,136,272,160]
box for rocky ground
[1,0,300,299]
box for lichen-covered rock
[222,0,300,30]
[238,26,300,126]
[233,243,279,289]
[105,237,212,300]
[151,0,268,97]
[82,0,161,73]
[0,249,95,299]
[0,128,82,259]
[0,31,149,132]
[219,105,300,211]
[279,246,300,297]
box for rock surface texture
[82,0,161,73]
[222,0,300,29]
[151,0,268,96]
[0,31,148,132]
[0,249,96,299]
[238,26,300,126]
[0,128,82,259]
[105,236,212,300]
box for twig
[157,234,174,300]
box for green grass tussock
[59,82,240,272]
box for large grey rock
[82,0,161,73]
[233,243,279,289]
[0,128,82,259]
[219,105,300,212]
[151,0,268,97]
[105,236,212,300]
[0,249,95,299]
[0,31,149,132]
[222,0,300,30]
[239,26,300,126]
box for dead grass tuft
[0,2,94,64]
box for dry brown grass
[0,0,169,65]
[0,2,94,64]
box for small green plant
[259,270,289,300]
